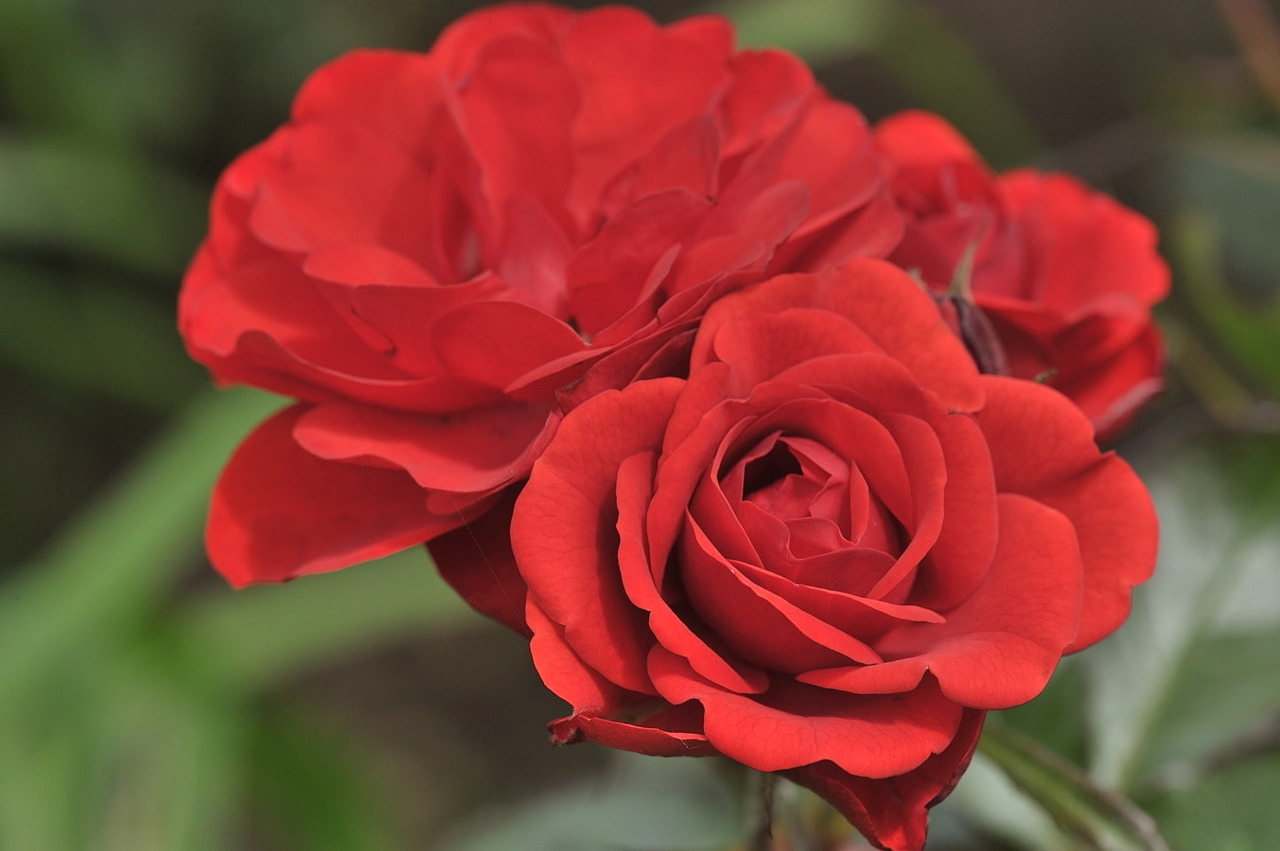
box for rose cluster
[179,5,1164,850]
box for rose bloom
[489,260,1157,851]
[875,111,1169,441]
[178,2,900,586]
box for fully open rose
[875,111,1169,440]
[179,3,900,586]
[502,260,1158,850]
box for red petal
[782,708,985,851]
[445,35,577,229]
[431,300,590,396]
[428,489,528,636]
[693,262,984,412]
[977,377,1158,650]
[290,49,442,158]
[294,400,557,494]
[650,649,963,777]
[207,405,456,587]
[875,110,982,170]
[800,492,1083,708]
[513,379,686,695]
[561,6,730,210]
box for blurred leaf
[713,0,1041,165]
[1147,752,1280,851]
[248,712,396,851]
[174,546,475,693]
[0,387,281,698]
[1083,457,1247,790]
[446,752,740,851]
[1174,133,1280,296]
[944,751,1062,851]
[978,724,1169,851]
[0,0,130,145]
[1135,627,1280,785]
[996,658,1088,767]
[0,262,202,411]
[85,657,247,851]
[1171,209,1280,401]
[0,136,207,276]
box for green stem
[978,724,1170,851]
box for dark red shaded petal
[552,703,716,757]
[977,377,1158,650]
[207,405,456,587]
[181,244,414,387]
[782,708,986,851]
[599,116,721,216]
[650,648,963,777]
[800,492,1083,708]
[429,488,528,636]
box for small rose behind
[489,259,1157,851]
[178,3,901,588]
[876,111,1169,440]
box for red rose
[500,260,1157,850]
[179,2,900,587]
[875,111,1169,440]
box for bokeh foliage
[3,0,1280,848]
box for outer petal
[428,488,528,636]
[513,379,686,695]
[782,708,986,851]
[207,405,455,587]
[693,261,984,412]
[293,401,557,494]
[650,649,963,778]
[977,377,1158,650]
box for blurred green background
[3,0,1280,848]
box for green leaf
[1082,457,1248,790]
[0,136,207,275]
[943,751,1061,851]
[172,546,476,693]
[247,712,396,851]
[1148,752,1280,851]
[0,262,203,411]
[0,387,282,698]
[445,752,741,851]
[1135,627,1280,785]
[977,724,1169,851]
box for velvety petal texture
[875,110,1169,440]
[179,2,901,587]
[511,260,1157,851]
